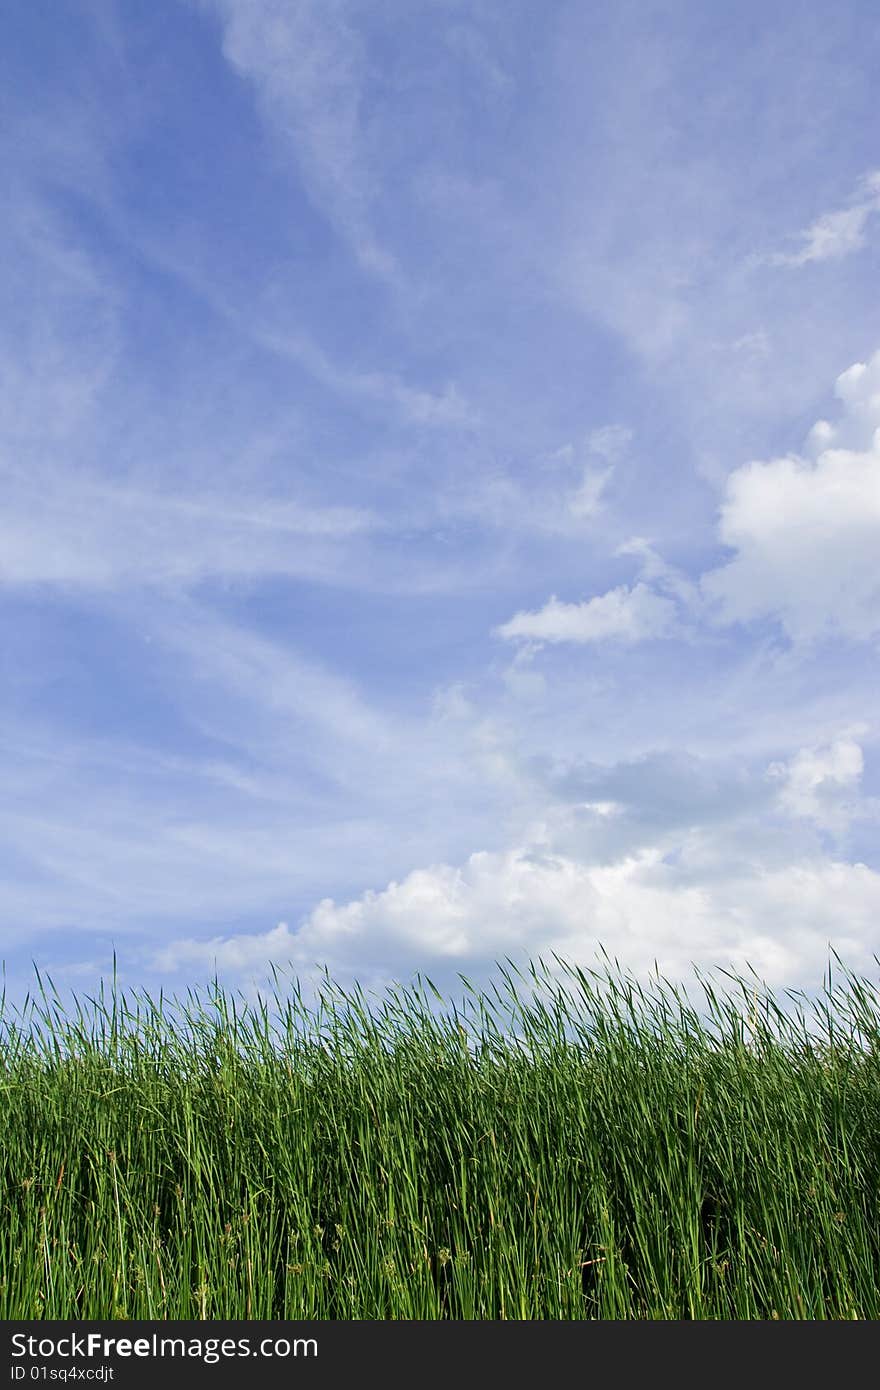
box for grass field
[2,956,879,1320]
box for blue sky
[3,0,880,999]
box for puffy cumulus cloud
[701,348,880,642]
[151,723,880,993]
[153,839,880,991]
[154,922,288,975]
[504,350,880,654]
[771,169,880,267]
[807,353,880,454]
[301,851,592,963]
[496,583,678,646]
[766,732,866,831]
[155,850,592,978]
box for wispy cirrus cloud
[0,469,376,591]
[768,169,880,267]
[4,1,880,1005]
[433,428,622,538]
[198,0,396,279]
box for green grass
[2,956,880,1319]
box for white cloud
[0,470,375,590]
[496,582,678,646]
[433,430,620,538]
[146,598,397,760]
[563,428,631,522]
[809,353,880,451]
[247,320,476,428]
[701,348,880,642]
[501,646,548,703]
[431,682,475,722]
[615,537,703,614]
[0,196,121,450]
[201,0,395,277]
[154,838,880,989]
[585,424,633,462]
[770,169,880,267]
[156,920,299,974]
[766,731,866,830]
[566,467,612,522]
